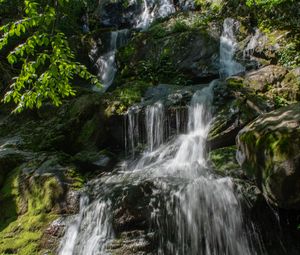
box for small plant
[273,95,289,108]
[171,20,189,33]
[148,23,168,39]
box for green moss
[148,23,169,39]
[65,167,85,190]
[0,168,61,254]
[77,116,99,146]
[105,80,152,115]
[26,176,64,215]
[226,77,245,90]
[209,146,240,176]
[0,213,57,255]
[171,20,189,33]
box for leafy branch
[0,0,101,112]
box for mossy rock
[209,146,241,177]
[209,80,272,149]
[115,14,219,86]
[237,103,300,209]
[0,150,86,254]
[105,80,153,115]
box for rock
[73,150,115,172]
[116,16,220,86]
[244,65,288,92]
[209,80,273,150]
[209,146,241,177]
[108,230,155,255]
[112,181,155,232]
[0,141,28,187]
[237,103,300,209]
[267,71,300,102]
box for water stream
[58,18,261,255]
[89,29,129,90]
[219,18,245,78]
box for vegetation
[0,0,100,113]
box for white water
[136,0,175,29]
[219,18,245,78]
[59,18,261,255]
[146,101,164,151]
[58,195,114,255]
[89,30,129,90]
[59,82,260,254]
[124,82,257,254]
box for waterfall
[136,0,175,30]
[125,81,258,254]
[136,0,153,29]
[59,17,263,255]
[146,102,164,152]
[219,18,245,78]
[58,195,114,255]
[89,29,129,90]
[59,81,261,254]
[125,105,142,156]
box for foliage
[273,95,289,108]
[0,0,100,113]
[246,0,297,8]
[278,41,300,67]
[171,20,189,33]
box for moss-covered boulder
[0,151,85,255]
[116,13,220,86]
[237,103,300,209]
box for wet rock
[112,181,155,232]
[108,230,155,255]
[237,103,300,209]
[209,146,242,177]
[42,217,66,252]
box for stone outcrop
[237,103,300,209]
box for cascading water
[136,0,153,29]
[59,18,263,255]
[219,18,245,78]
[89,29,129,90]
[136,0,175,29]
[58,193,114,255]
[124,83,258,254]
[145,102,164,151]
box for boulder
[237,103,300,209]
[244,65,288,92]
[0,138,28,187]
[116,17,220,85]
[209,80,272,150]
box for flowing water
[219,18,245,78]
[136,0,175,29]
[89,29,129,90]
[58,18,262,255]
[58,194,114,255]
